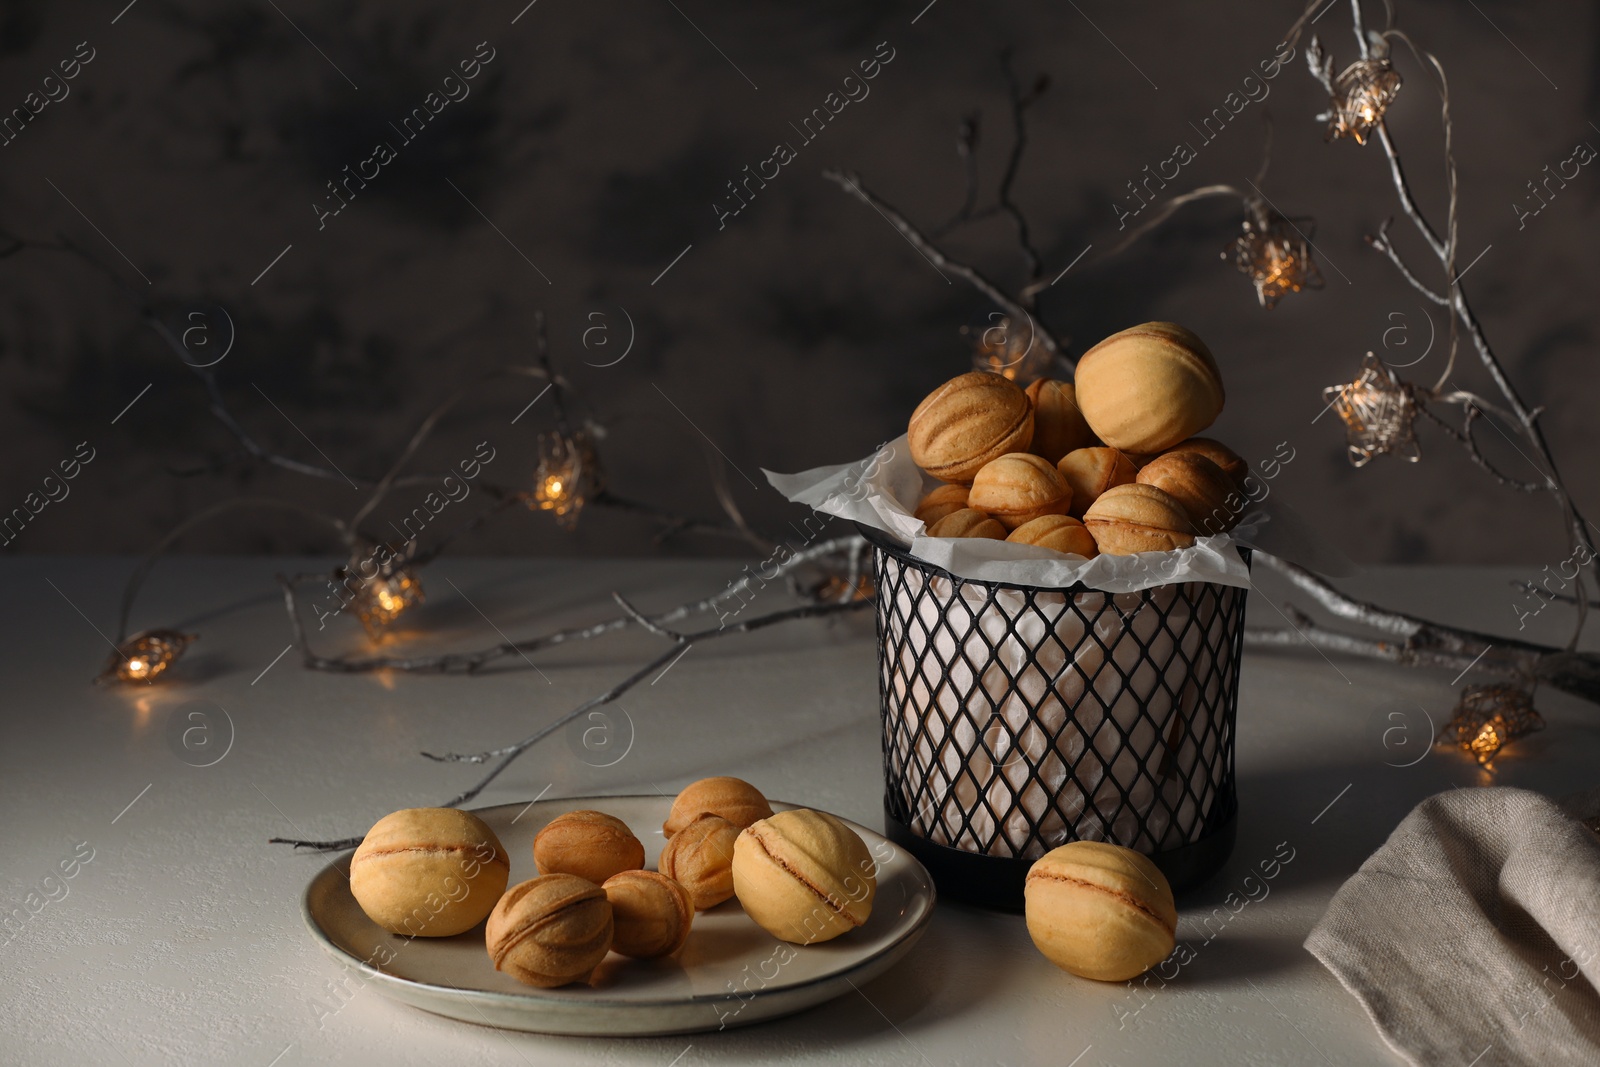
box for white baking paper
[765,434,1273,593]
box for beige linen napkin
[1306,786,1600,1066]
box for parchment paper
[763,434,1343,593]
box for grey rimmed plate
[301,796,936,1036]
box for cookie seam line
[354,844,505,862]
[749,831,862,927]
[491,894,607,966]
[1027,870,1174,934]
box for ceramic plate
[301,796,936,1036]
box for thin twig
[823,168,1064,363]
[996,51,1048,286]
[1413,401,1546,493]
[407,492,528,567]
[930,111,984,237]
[1093,184,1247,265]
[276,536,863,674]
[611,592,687,640]
[1366,219,1447,305]
[269,596,872,850]
[117,499,349,642]
[1245,619,1600,705]
[589,490,768,545]
[348,364,548,534]
[1253,553,1550,657]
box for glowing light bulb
[1322,353,1421,467]
[965,317,1051,385]
[531,431,600,529]
[350,567,424,640]
[97,630,196,686]
[1225,208,1324,309]
[1440,684,1543,770]
[1327,58,1402,145]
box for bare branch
[930,111,983,237]
[611,592,687,640]
[348,364,548,533]
[823,168,1063,362]
[1366,219,1448,304]
[1252,552,1553,658]
[997,51,1048,284]
[1246,620,1600,705]
[588,489,772,546]
[1092,184,1247,266]
[407,492,528,566]
[1301,2,1598,648]
[118,500,349,642]
[1413,400,1546,493]
[276,535,865,675]
[271,596,872,850]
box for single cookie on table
[907,371,1034,483]
[663,777,773,836]
[967,453,1072,530]
[1162,436,1247,485]
[925,508,1007,540]
[1074,322,1225,453]
[912,483,970,527]
[349,807,510,937]
[1082,483,1196,555]
[486,874,613,988]
[534,810,646,885]
[1025,841,1176,982]
[659,813,741,910]
[1136,451,1241,535]
[1057,447,1138,518]
[602,870,693,959]
[732,809,877,945]
[1025,379,1096,462]
[1006,514,1098,558]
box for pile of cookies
[345,777,879,989]
[908,322,1249,557]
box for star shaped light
[1225,210,1324,309]
[1327,58,1402,145]
[348,562,425,639]
[1322,352,1421,467]
[1440,683,1542,769]
[96,629,196,685]
[966,315,1052,386]
[532,428,602,529]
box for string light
[1327,58,1402,145]
[1440,683,1543,768]
[1224,206,1325,309]
[965,317,1052,385]
[349,565,424,639]
[97,629,195,685]
[532,429,601,529]
[1322,352,1421,467]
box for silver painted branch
[269,596,872,851]
[821,168,1065,364]
[1247,552,1600,702]
[276,536,864,675]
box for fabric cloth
[1307,786,1600,1066]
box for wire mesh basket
[860,523,1248,909]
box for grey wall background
[0,0,1595,565]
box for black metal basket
[860,523,1248,910]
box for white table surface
[4,555,1595,1066]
